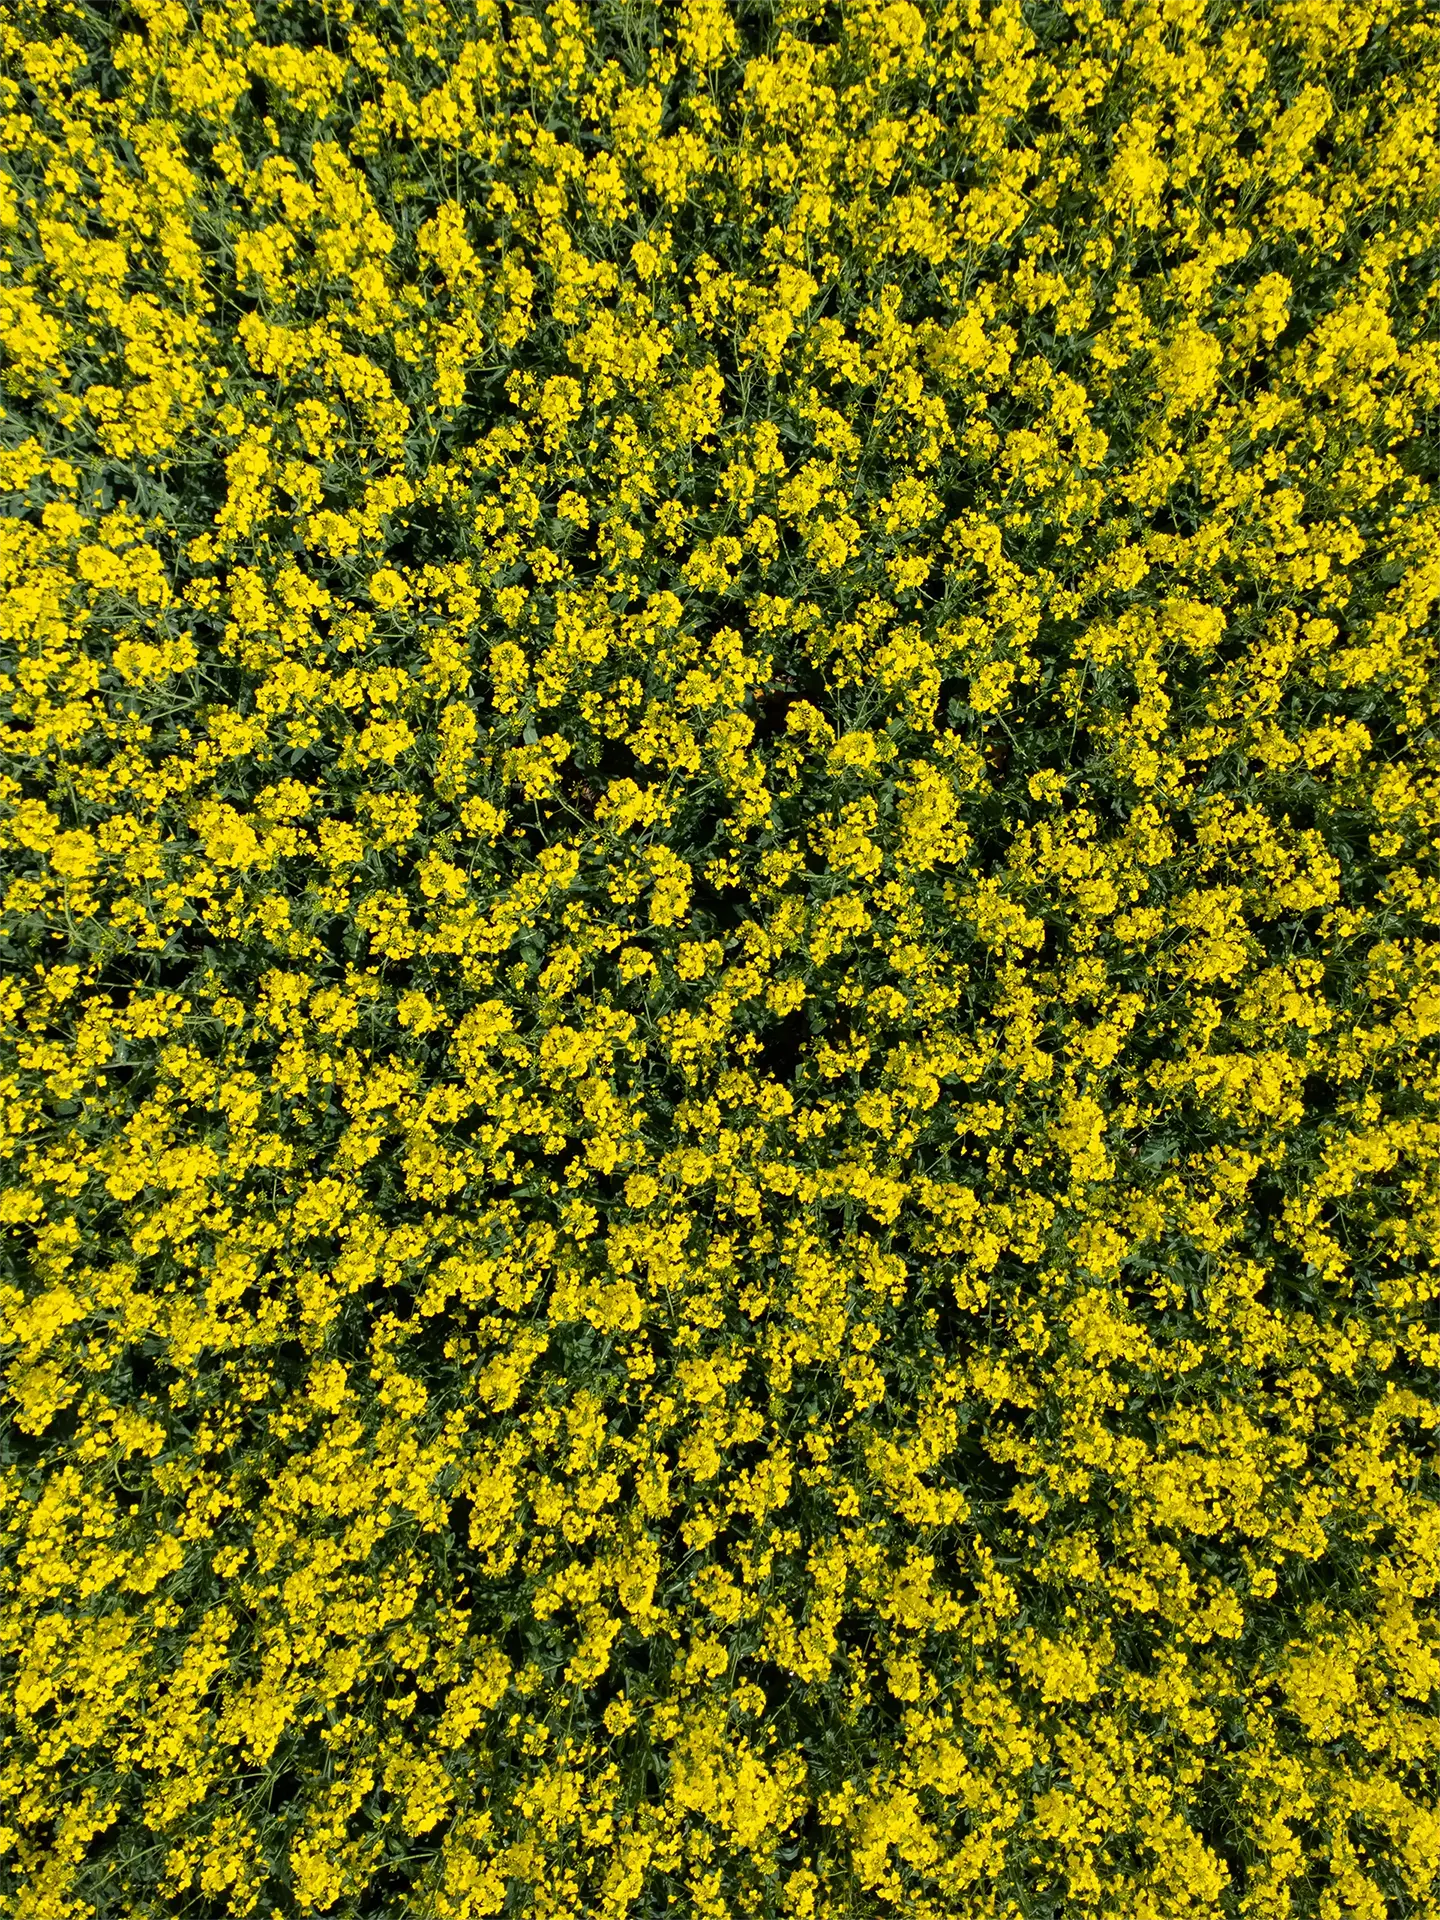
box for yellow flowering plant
[1,0,1439,1916]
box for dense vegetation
[2,0,1439,1915]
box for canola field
[2,0,1439,1915]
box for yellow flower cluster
[2,0,1440,1915]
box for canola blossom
[1,0,1439,1914]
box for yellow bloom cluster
[2,0,1440,1915]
